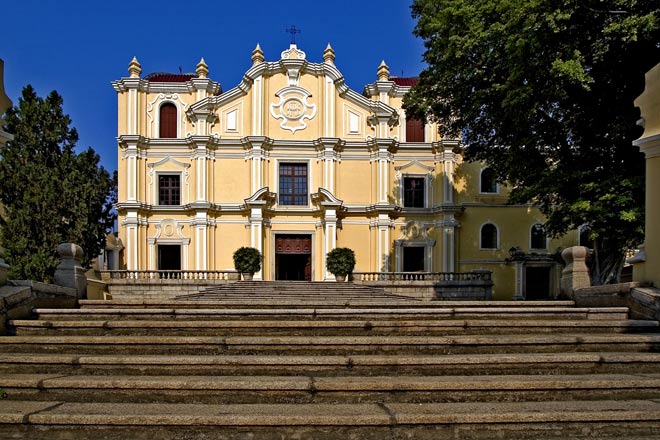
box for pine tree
[0,85,116,282]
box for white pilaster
[378,154,389,203]
[193,211,208,271]
[195,145,208,202]
[443,149,455,204]
[514,262,525,300]
[443,226,455,272]
[323,208,338,280]
[377,214,390,272]
[250,207,264,280]
[324,77,335,136]
[252,78,263,136]
[128,89,138,134]
[124,210,139,270]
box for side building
[113,44,577,299]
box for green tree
[404,0,660,284]
[0,85,116,282]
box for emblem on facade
[271,87,316,133]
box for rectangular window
[279,163,308,206]
[405,118,425,142]
[158,174,180,205]
[403,177,425,208]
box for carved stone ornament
[270,86,317,133]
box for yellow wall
[114,45,579,297]
[633,63,660,287]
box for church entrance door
[275,234,312,281]
[525,266,551,300]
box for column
[193,212,208,271]
[249,207,264,280]
[443,222,455,272]
[323,208,338,280]
[377,214,390,272]
[514,261,525,300]
[194,143,208,202]
[124,211,139,270]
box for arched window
[480,168,498,193]
[480,223,498,249]
[159,103,177,138]
[530,223,547,250]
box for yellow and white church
[113,43,578,300]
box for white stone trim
[633,133,660,158]
[147,157,191,206]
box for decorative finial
[196,57,209,78]
[377,60,390,81]
[323,43,335,65]
[286,25,301,45]
[252,43,265,65]
[128,56,141,78]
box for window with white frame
[279,163,308,206]
[159,102,177,138]
[403,176,425,208]
[158,174,181,205]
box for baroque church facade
[113,44,578,299]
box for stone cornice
[112,77,221,95]
[633,133,660,158]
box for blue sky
[1,0,425,172]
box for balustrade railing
[354,271,492,282]
[102,270,238,281]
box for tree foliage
[0,85,117,282]
[404,0,660,284]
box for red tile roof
[144,72,198,82]
[391,77,419,86]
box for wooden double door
[275,234,312,281]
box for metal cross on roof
[286,25,301,44]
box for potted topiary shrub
[232,247,262,281]
[326,247,356,282]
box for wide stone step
[3,373,660,404]
[31,307,630,321]
[80,299,577,309]
[3,400,660,439]
[2,352,660,376]
[12,318,656,336]
[3,334,660,355]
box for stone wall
[0,281,77,335]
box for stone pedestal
[53,243,87,298]
[560,246,591,298]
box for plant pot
[334,274,346,282]
[242,272,254,281]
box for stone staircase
[2,282,660,439]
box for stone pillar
[560,246,591,298]
[0,248,9,286]
[53,243,87,298]
[249,207,264,280]
[324,208,338,280]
